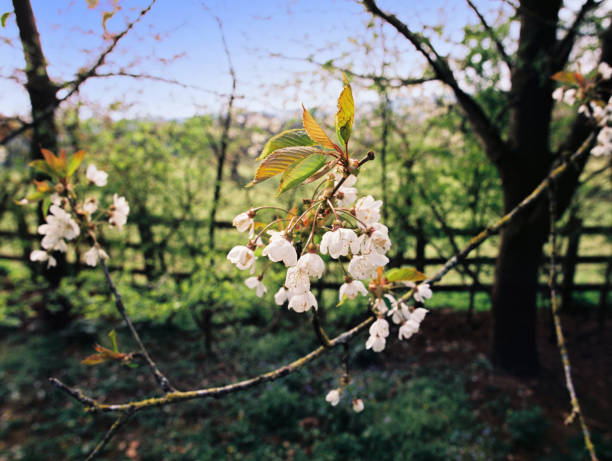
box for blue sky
[0,0,493,119]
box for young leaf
[277,153,326,195]
[108,329,118,353]
[81,344,126,365]
[385,267,428,283]
[302,105,337,150]
[257,129,314,160]
[335,76,354,148]
[29,159,56,177]
[66,150,86,178]
[551,71,580,86]
[1,11,11,27]
[247,146,325,187]
[304,159,338,184]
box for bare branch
[427,131,595,285]
[547,184,598,461]
[466,0,513,69]
[51,129,597,418]
[100,259,175,393]
[85,411,134,461]
[0,0,157,146]
[553,0,599,73]
[362,0,508,164]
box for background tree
[363,0,610,375]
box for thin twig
[100,259,175,393]
[466,0,513,69]
[547,183,598,461]
[84,410,134,461]
[1,0,157,146]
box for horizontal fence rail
[1,218,610,297]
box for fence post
[561,215,582,312]
[415,220,426,273]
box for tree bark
[12,0,58,158]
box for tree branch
[0,0,157,146]
[84,410,134,461]
[362,0,508,164]
[466,0,513,69]
[553,0,599,73]
[547,184,598,461]
[100,259,175,393]
[51,129,597,417]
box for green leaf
[66,150,86,178]
[29,159,56,177]
[247,146,325,187]
[277,153,326,195]
[335,75,354,149]
[1,12,11,28]
[257,129,314,160]
[302,105,337,150]
[108,329,118,353]
[21,189,49,204]
[385,267,427,283]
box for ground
[0,308,610,460]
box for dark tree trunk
[12,0,58,158]
[491,0,561,375]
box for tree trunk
[12,0,58,157]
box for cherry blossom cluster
[25,159,130,269]
[227,168,434,354]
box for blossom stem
[337,209,370,229]
[251,206,291,215]
[287,199,324,234]
[301,203,324,255]
[326,199,339,221]
[252,218,290,243]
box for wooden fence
[1,216,610,304]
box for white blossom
[355,195,382,226]
[598,61,612,80]
[373,297,388,315]
[320,228,361,259]
[297,252,325,279]
[414,283,433,303]
[552,87,564,102]
[338,280,368,301]
[563,88,576,105]
[274,286,290,305]
[348,252,389,281]
[227,245,256,271]
[262,233,297,267]
[352,398,364,413]
[288,291,318,313]
[398,319,420,340]
[86,164,108,187]
[245,276,267,297]
[325,389,341,406]
[398,307,429,340]
[366,317,389,352]
[84,246,109,267]
[38,204,80,251]
[30,250,56,268]
[348,255,377,280]
[109,194,129,230]
[285,265,311,294]
[362,224,391,255]
[83,198,98,215]
[232,211,254,236]
[335,174,358,207]
[592,126,612,156]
